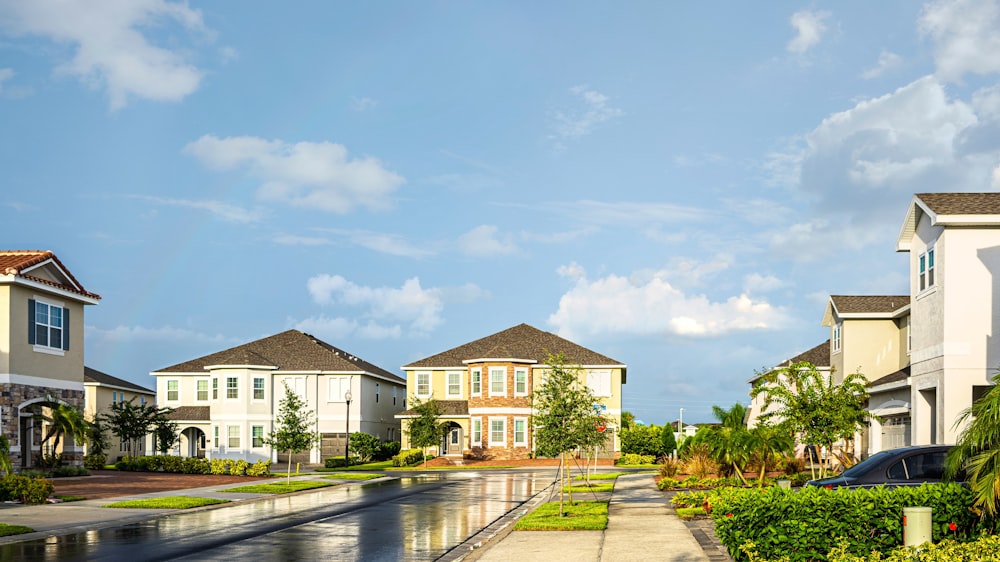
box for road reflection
[0,469,556,562]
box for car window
[887,459,908,480]
[842,450,893,478]
[908,452,946,480]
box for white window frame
[832,322,842,354]
[416,372,431,397]
[32,297,65,354]
[212,378,218,400]
[213,425,219,448]
[514,368,528,396]
[327,376,350,402]
[471,417,482,446]
[166,380,179,402]
[447,372,462,397]
[919,246,936,292]
[253,377,265,401]
[905,316,911,354]
[376,383,380,403]
[489,367,506,397]
[471,368,482,397]
[586,370,612,398]
[226,377,239,400]
[196,379,209,402]
[514,417,528,447]
[489,417,506,447]
[251,425,264,448]
[393,386,397,405]
[227,425,241,449]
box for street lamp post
[678,407,684,457]
[344,390,353,467]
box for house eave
[0,275,101,305]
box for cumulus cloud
[787,9,830,54]
[184,135,405,214]
[351,96,377,112]
[303,275,449,337]
[457,225,519,257]
[130,195,263,223]
[743,273,787,293]
[548,85,623,148]
[548,264,788,339]
[920,0,1000,82]
[861,50,903,79]
[0,0,208,109]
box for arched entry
[16,396,74,469]
[180,427,206,458]
[440,422,463,456]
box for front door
[447,427,462,455]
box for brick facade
[1,383,86,469]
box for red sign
[596,421,607,433]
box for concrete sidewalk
[471,474,724,562]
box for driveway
[51,470,272,499]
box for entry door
[448,427,462,455]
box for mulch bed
[51,470,273,500]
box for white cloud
[663,255,732,288]
[423,173,503,192]
[85,324,236,345]
[338,229,434,258]
[305,274,445,336]
[787,9,830,54]
[273,234,331,246]
[351,96,377,112]
[556,200,712,226]
[131,195,263,223]
[457,225,519,257]
[0,0,207,109]
[184,135,405,214]
[920,0,1000,82]
[743,273,787,293]
[549,85,624,146]
[549,264,788,339]
[861,50,902,79]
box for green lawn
[0,523,34,537]
[322,473,384,481]
[562,483,615,493]
[675,507,708,520]
[55,495,87,502]
[220,481,335,494]
[391,465,517,471]
[514,500,609,531]
[315,461,394,471]
[103,497,230,509]
[573,472,625,481]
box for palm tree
[39,403,89,468]
[704,403,752,484]
[747,424,795,483]
[946,371,1000,518]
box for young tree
[703,403,752,484]
[153,416,180,455]
[102,399,171,461]
[407,397,444,467]
[349,432,382,464]
[660,424,678,457]
[620,411,635,430]
[38,403,89,467]
[946,371,1000,518]
[265,381,318,483]
[747,423,794,483]
[533,352,602,515]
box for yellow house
[83,366,156,461]
[0,250,100,468]
[397,323,626,460]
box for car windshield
[840,450,894,477]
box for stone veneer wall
[0,383,85,469]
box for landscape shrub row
[392,448,426,467]
[709,484,989,562]
[83,453,106,470]
[658,475,748,490]
[115,455,270,476]
[616,453,656,466]
[0,475,54,504]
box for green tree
[703,403,752,484]
[752,361,873,478]
[407,397,444,467]
[661,424,678,457]
[946,371,1000,518]
[349,432,382,463]
[39,403,89,467]
[266,382,319,483]
[87,415,109,457]
[102,398,172,461]
[532,352,602,515]
[620,425,663,456]
[620,411,635,430]
[0,435,12,476]
[153,415,179,455]
[747,423,794,483]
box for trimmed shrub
[231,459,249,476]
[657,477,681,490]
[161,456,185,473]
[325,457,354,468]
[616,453,656,466]
[349,432,382,463]
[51,466,89,477]
[392,448,425,467]
[210,458,232,475]
[379,441,401,461]
[825,533,1000,561]
[1,474,54,504]
[620,426,664,457]
[710,483,989,561]
[246,460,271,477]
[84,454,106,470]
[183,457,210,474]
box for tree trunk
[287,451,293,484]
[558,452,565,516]
[733,462,748,485]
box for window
[252,426,264,448]
[328,377,350,401]
[447,372,461,397]
[197,380,209,401]
[212,378,218,399]
[586,370,612,397]
[253,377,265,400]
[376,383,380,403]
[286,376,307,399]
[489,367,506,396]
[213,425,219,448]
[489,418,506,446]
[514,418,527,446]
[514,369,528,396]
[140,396,145,406]
[471,369,482,396]
[226,377,238,399]
[227,425,240,448]
[832,322,842,354]
[29,299,67,352]
[472,418,482,446]
[393,386,397,405]
[112,391,117,404]
[167,380,179,401]
[416,373,430,396]
[919,246,936,291]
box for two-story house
[397,323,626,460]
[83,366,156,460]
[0,250,100,468]
[745,340,830,430]
[897,192,1000,445]
[151,330,405,463]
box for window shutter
[27,299,35,345]
[62,307,70,350]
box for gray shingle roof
[154,330,404,383]
[830,295,909,314]
[782,340,831,367]
[403,323,625,371]
[869,366,910,387]
[396,400,469,418]
[84,366,154,394]
[167,406,211,421]
[917,192,1000,215]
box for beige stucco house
[83,366,155,460]
[896,192,1000,446]
[0,250,100,468]
[397,323,626,460]
[151,330,405,463]
[745,340,830,430]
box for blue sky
[2,1,1000,424]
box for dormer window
[29,298,69,353]
[919,246,935,291]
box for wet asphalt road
[0,469,559,562]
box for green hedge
[710,484,989,561]
[392,448,425,467]
[0,475,53,504]
[616,453,656,466]
[114,456,268,476]
[826,533,1000,561]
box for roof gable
[84,366,154,394]
[0,250,100,301]
[154,330,404,383]
[823,295,910,325]
[898,193,1000,251]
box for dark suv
[805,445,954,489]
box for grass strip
[0,523,34,536]
[55,495,87,502]
[675,507,708,520]
[391,465,516,471]
[103,497,230,509]
[322,473,384,481]
[514,500,609,531]
[562,483,614,493]
[220,481,334,494]
[314,461,394,471]
[573,472,625,481]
